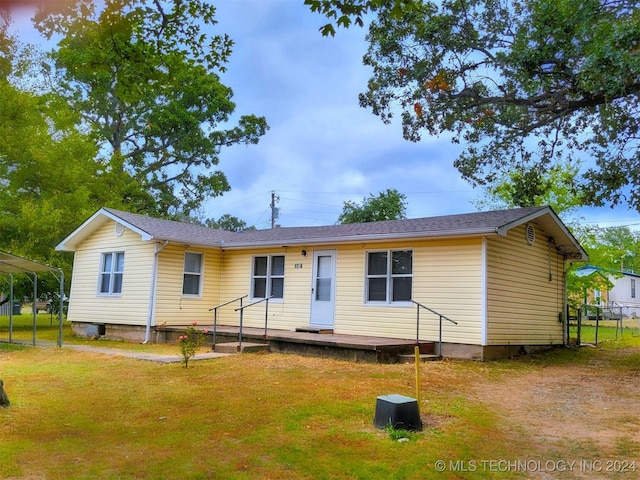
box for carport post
[57,269,64,347]
[32,273,37,346]
[8,273,13,344]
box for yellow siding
[67,218,566,347]
[333,240,483,344]
[154,245,222,326]
[67,221,155,325]
[217,248,312,331]
[486,224,565,345]
[215,239,484,344]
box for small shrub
[178,322,208,368]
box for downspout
[143,240,169,343]
[563,258,569,347]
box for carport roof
[0,251,61,274]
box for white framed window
[99,252,125,295]
[632,279,636,299]
[594,288,602,305]
[252,255,285,299]
[365,249,413,303]
[182,252,203,296]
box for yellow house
[56,206,588,359]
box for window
[366,250,412,303]
[632,279,636,299]
[252,255,285,299]
[99,252,124,295]
[183,252,203,296]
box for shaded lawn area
[1,319,640,479]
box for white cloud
[8,0,638,231]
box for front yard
[1,317,639,479]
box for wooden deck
[156,325,435,364]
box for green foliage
[0,70,106,297]
[205,213,256,232]
[574,225,640,273]
[476,159,586,216]
[0,0,268,298]
[338,188,407,223]
[32,0,268,217]
[385,422,421,441]
[309,0,640,212]
[305,0,410,36]
[567,225,640,307]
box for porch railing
[411,300,457,357]
[209,295,247,346]
[234,296,272,351]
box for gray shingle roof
[103,208,239,245]
[224,206,550,246]
[105,205,547,246]
[58,205,586,260]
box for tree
[0,30,149,299]
[567,224,640,309]
[575,225,640,273]
[32,0,268,217]
[338,188,407,223]
[307,0,640,212]
[475,159,586,216]
[0,70,106,299]
[205,214,255,232]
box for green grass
[0,314,181,354]
[0,312,66,343]
[1,349,522,480]
[569,323,640,344]
[2,318,640,479]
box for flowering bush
[178,322,208,368]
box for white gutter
[143,240,169,343]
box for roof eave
[495,206,551,236]
[495,206,588,262]
[55,208,154,252]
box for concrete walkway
[64,344,231,363]
[3,340,230,363]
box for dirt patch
[465,346,640,477]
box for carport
[0,251,65,347]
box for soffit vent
[525,223,535,246]
[114,223,125,237]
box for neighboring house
[574,265,640,318]
[56,206,587,360]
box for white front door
[310,250,336,328]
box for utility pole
[270,190,280,229]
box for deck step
[397,353,441,363]
[295,327,334,334]
[213,342,270,354]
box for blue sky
[9,0,640,230]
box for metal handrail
[234,296,272,350]
[410,300,457,357]
[209,295,248,346]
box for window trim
[182,251,204,297]
[98,251,125,296]
[251,254,285,301]
[364,249,413,305]
[632,279,636,299]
